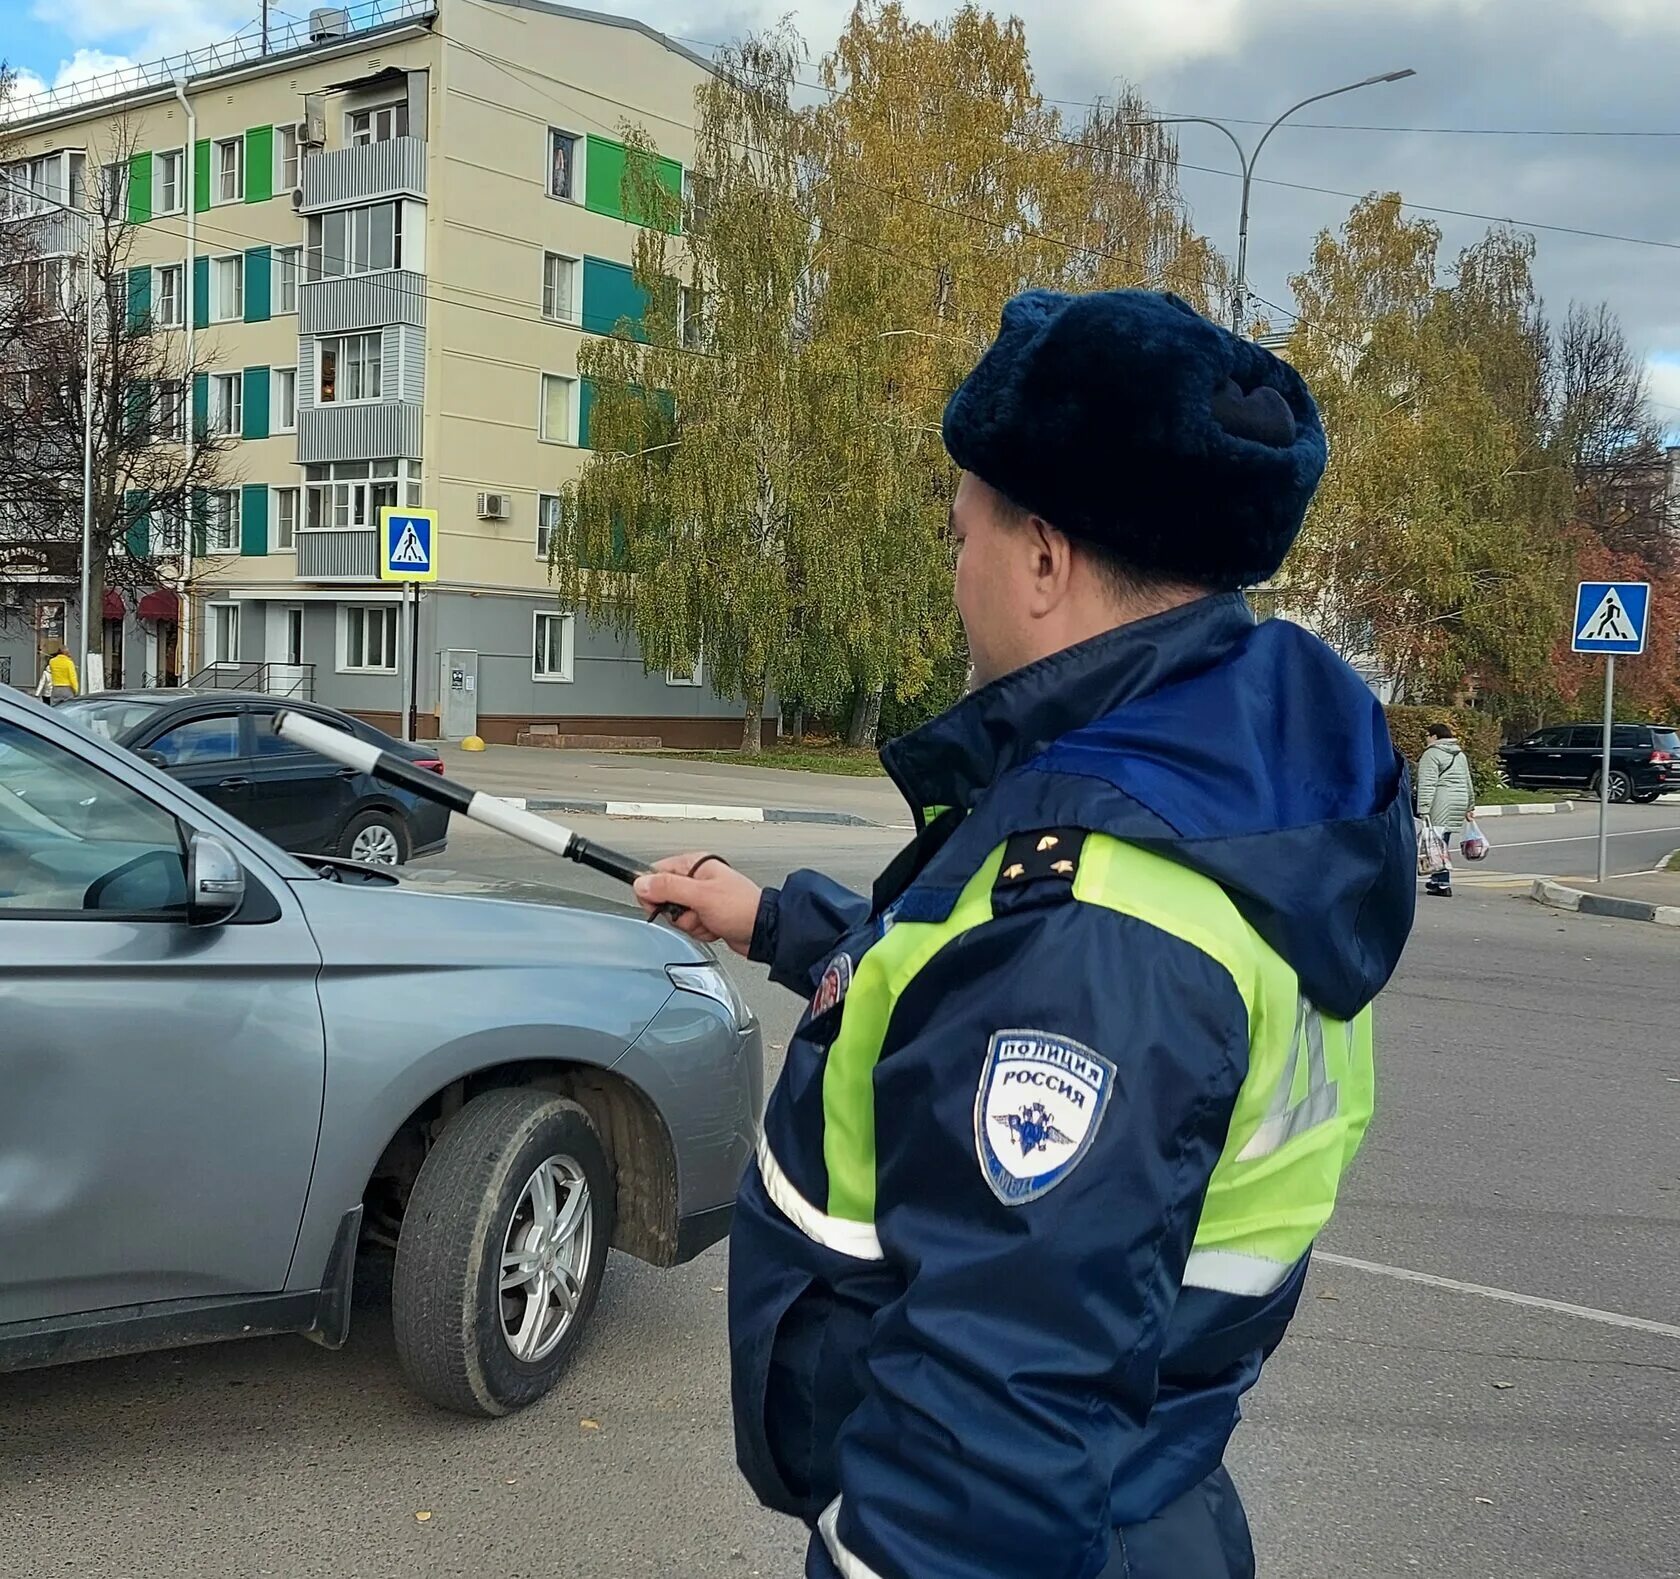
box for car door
[1563,726,1608,789]
[240,704,362,855]
[135,709,254,828]
[0,709,325,1325]
[1507,727,1561,786]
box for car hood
[289,863,713,969]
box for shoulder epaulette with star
[992,828,1088,914]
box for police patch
[810,952,852,1018]
[974,1029,1116,1205]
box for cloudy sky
[4,0,1678,415]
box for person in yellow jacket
[36,644,80,704]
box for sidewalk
[435,742,905,827]
[1530,865,1680,927]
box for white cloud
[7,47,137,111]
[1643,357,1680,423]
[30,0,254,61]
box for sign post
[379,507,439,744]
[1570,580,1650,883]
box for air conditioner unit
[291,187,305,211]
[477,492,511,521]
[301,98,326,147]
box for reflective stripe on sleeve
[756,1136,884,1262]
[1182,1247,1298,1296]
[818,1497,888,1579]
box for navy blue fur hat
[943,289,1326,590]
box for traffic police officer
[636,289,1417,1579]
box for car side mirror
[187,831,246,926]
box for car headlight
[668,962,752,1028]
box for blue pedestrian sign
[1571,581,1648,655]
[379,507,438,583]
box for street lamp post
[1146,69,1415,333]
[0,169,100,685]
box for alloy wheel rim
[499,1155,593,1363]
[352,823,400,864]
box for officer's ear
[1022,513,1077,609]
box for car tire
[1591,769,1634,804]
[392,1089,614,1417]
[1632,790,1660,804]
[340,807,409,866]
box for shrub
[1385,705,1502,795]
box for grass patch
[1474,785,1569,806]
[653,743,887,777]
[1663,850,1680,873]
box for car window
[1611,725,1647,748]
[1566,727,1606,749]
[146,714,242,766]
[0,718,188,914]
[249,709,351,759]
[1655,730,1679,754]
[1527,728,1566,747]
[58,696,170,741]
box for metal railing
[189,661,317,700]
[2,0,436,125]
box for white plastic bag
[1460,817,1490,862]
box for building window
[542,252,578,324]
[272,487,299,551]
[539,373,576,445]
[154,263,184,328]
[536,493,561,560]
[342,604,399,672]
[304,459,405,533]
[153,505,186,557]
[206,491,240,555]
[157,148,185,214]
[154,378,187,444]
[666,653,704,687]
[548,129,580,200]
[306,201,401,281]
[208,604,240,662]
[277,123,301,190]
[98,159,127,220]
[210,254,243,322]
[214,136,244,204]
[273,367,298,431]
[680,285,708,350]
[68,153,86,211]
[533,611,574,682]
[349,101,409,145]
[318,332,382,403]
[209,372,243,437]
[274,244,301,313]
[22,258,66,318]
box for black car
[56,691,449,864]
[1498,722,1680,804]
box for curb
[1473,800,1577,818]
[494,796,875,827]
[1529,877,1680,928]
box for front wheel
[1592,769,1633,805]
[340,807,409,866]
[392,1089,614,1416]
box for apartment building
[0,0,761,745]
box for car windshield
[58,696,171,742]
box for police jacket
[729,593,1417,1579]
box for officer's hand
[634,854,762,957]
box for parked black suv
[55,691,450,863]
[1498,722,1680,803]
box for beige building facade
[2,0,753,744]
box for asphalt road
[1476,798,1680,880]
[2,817,1675,1579]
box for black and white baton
[272,710,679,914]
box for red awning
[137,589,179,622]
[102,590,125,620]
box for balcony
[296,529,378,581]
[297,402,422,465]
[299,270,426,337]
[299,136,426,214]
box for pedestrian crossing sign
[1571,581,1648,655]
[379,508,438,582]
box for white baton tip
[274,711,382,775]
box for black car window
[1564,727,1604,749]
[147,714,242,766]
[249,709,352,759]
[1611,725,1647,749]
[1655,730,1679,754]
[1527,728,1567,748]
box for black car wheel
[392,1089,614,1416]
[340,808,409,866]
[1632,790,1661,804]
[1591,769,1633,804]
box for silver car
[0,691,761,1415]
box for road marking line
[1492,824,1680,850]
[1316,1252,1680,1338]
